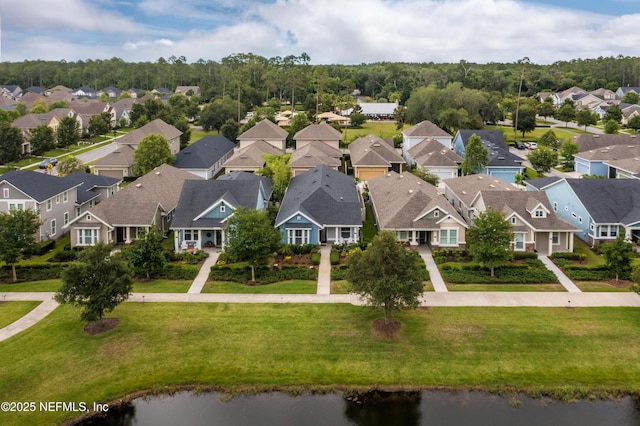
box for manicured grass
[573,237,605,267]
[331,280,351,294]
[343,121,406,144]
[131,280,192,293]
[0,279,62,292]
[447,283,566,292]
[362,203,377,243]
[0,301,40,328]
[202,280,317,294]
[575,281,634,292]
[485,125,579,143]
[21,235,71,265]
[190,129,219,142]
[3,303,640,425]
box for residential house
[46,86,75,103]
[622,104,640,125]
[443,174,516,221]
[0,96,18,111]
[574,143,640,177]
[275,164,362,245]
[173,134,236,179]
[590,88,617,100]
[0,85,22,99]
[151,88,173,98]
[572,92,606,110]
[346,102,398,119]
[293,122,342,150]
[367,171,467,247]
[289,142,342,177]
[407,138,462,183]
[97,86,122,99]
[551,86,587,106]
[108,98,135,127]
[604,158,640,180]
[402,120,452,163]
[616,87,640,99]
[92,119,182,179]
[528,178,640,245]
[24,86,46,96]
[223,139,284,173]
[175,86,201,97]
[452,130,524,183]
[72,86,97,99]
[237,119,289,150]
[349,134,405,181]
[171,177,271,251]
[65,164,201,247]
[16,92,46,109]
[61,172,121,216]
[468,190,577,255]
[573,133,639,154]
[127,88,146,98]
[0,171,81,241]
[11,108,78,154]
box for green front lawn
[131,280,192,293]
[447,283,566,292]
[574,281,634,292]
[0,279,61,292]
[0,301,40,328]
[202,280,317,294]
[3,304,640,425]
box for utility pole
[513,57,530,139]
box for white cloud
[2,0,640,64]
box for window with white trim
[439,228,458,246]
[513,232,525,251]
[8,202,24,210]
[220,205,226,213]
[2,188,8,198]
[76,207,81,216]
[433,210,439,218]
[50,219,56,237]
[77,228,99,245]
[63,212,69,226]
[340,227,352,239]
[46,199,52,211]
[534,210,544,217]
[63,191,68,203]
[553,201,557,212]
[398,231,409,241]
[552,232,559,245]
[56,194,60,204]
[287,228,310,245]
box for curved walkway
[0,295,58,342]
[187,249,220,294]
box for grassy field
[485,125,579,143]
[574,281,634,292]
[2,303,640,425]
[0,279,62,292]
[132,280,192,293]
[343,121,406,144]
[202,280,317,294]
[0,301,40,328]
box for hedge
[330,250,341,265]
[162,263,200,280]
[0,263,69,283]
[440,266,558,283]
[209,265,317,284]
[562,265,619,281]
[550,252,587,262]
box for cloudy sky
[1,0,639,65]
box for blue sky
[1,0,639,64]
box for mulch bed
[84,318,119,335]
[372,318,401,338]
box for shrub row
[432,249,472,264]
[279,244,319,255]
[440,266,558,283]
[311,252,321,265]
[210,265,317,284]
[512,251,539,260]
[562,265,619,281]
[162,263,200,280]
[330,250,341,265]
[550,252,587,261]
[0,263,69,283]
[332,242,369,253]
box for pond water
[78,390,640,426]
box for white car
[525,142,537,150]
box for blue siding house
[171,176,270,251]
[527,177,640,245]
[453,130,524,183]
[275,164,362,245]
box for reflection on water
[76,390,640,426]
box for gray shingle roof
[575,144,640,161]
[171,179,266,229]
[92,144,136,167]
[524,176,561,190]
[290,143,342,169]
[173,135,236,169]
[403,120,451,137]
[368,171,465,230]
[574,134,640,153]
[457,130,524,167]
[443,174,516,207]
[238,119,288,140]
[223,139,284,169]
[564,178,640,224]
[275,164,361,227]
[217,171,273,201]
[1,170,81,202]
[117,119,182,146]
[293,122,342,141]
[349,134,404,166]
[408,138,462,167]
[62,172,120,205]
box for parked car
[525,142,538,150]
[38,158,58,169]
[514,141,526,150]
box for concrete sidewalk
[539,255,582,293]
[420,291,640,307]
[187,249,220,294]
[0,296,59,342]
[316,245,331,295]
[418,246,448,292]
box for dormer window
[511,217,516,224]
[220,205,226,213]
[433,210,439,218]
[534,210,544,217]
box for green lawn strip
[573,238,605,266]
[574,281,634,292]
[0,279,62,292]
[0,301,40,328]
[201,280,317,294]
[331,280,351,294]
[343,122,406,144]
[131,280,192,293]
[20,235,71,265]
[447,283,566,292]
[2,304,640,425]
[362,203,377,243]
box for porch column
[195,230,201,250]
[125,227,131,243]
[174,231,180,252]
[568,232,574,252]
[410,230,418,246]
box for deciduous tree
[345,231,424,325]
[556,102,576,126]
[0,208,41,282]
[57,116,80,148]
[560,140,578,169]
[88,112,111,137]
[460,133,488,175]
[224,207,281,282]
[466,207,513,277]
[604,119,620,134]
[133,134,175,176]
[29,124,55,155]
[411,167,440,186]
[55,243,133,323]
[536,129,560,150]
[601,233,633,282]
[256,154,292,203]
[124,228,165,279]
[628,115,640,133]
[514,106,536,137]
[575,109,598,131]
[0,123,23,164]
[603,104,623,124]
[527,146,557,174]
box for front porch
[174,228,224,251]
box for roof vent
[373,143,381,147]
[462,190,467,194]
[399,174,404,178]
[136,183,142,188]
[497,156,505,160]
[593,135,599,138]
[489,184,495,188]
[408,189,413,194]
[155,171,161,175]
[631,135,637,138]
